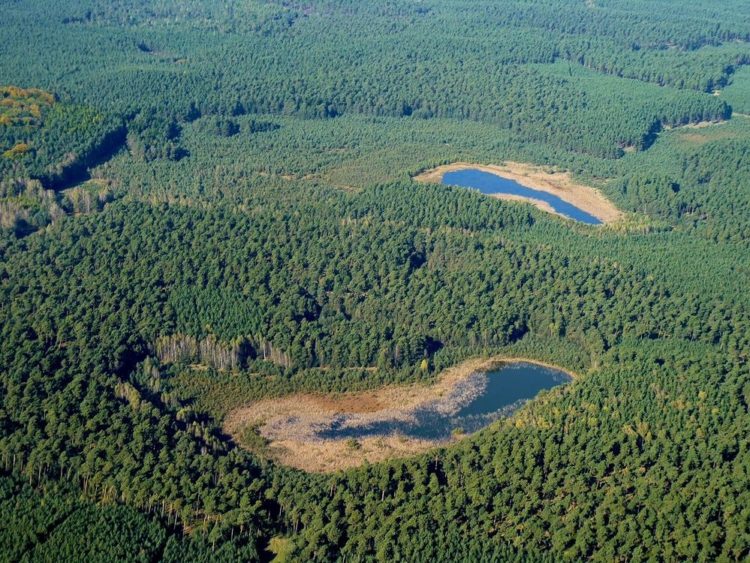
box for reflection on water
[316,362,571,441]
[443,169,602,225]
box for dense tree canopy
[1,0,750,560]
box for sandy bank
[413,161,623,224]
[224,356,576,473]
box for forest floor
[413,161,623,224]
[224,356,577,473]
[663,119,727,130]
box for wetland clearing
[225,358,573,472]
[414,161,623,224]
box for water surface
[443,169,602,225]
[317,362,571,441]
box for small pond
[316,362,571,442]
[443,168,602,225]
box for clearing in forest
[224,357,575,473]
[414,161,623,224]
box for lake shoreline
[413,161,623,224]
[224,355,576,473]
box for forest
[1,0,750,561]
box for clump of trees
[0,87,124,236]
[155,333,270,370]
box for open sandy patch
[413,161,623,224]
[224,357,575,473]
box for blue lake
[443,169,603,225]
[316,362,571,442]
